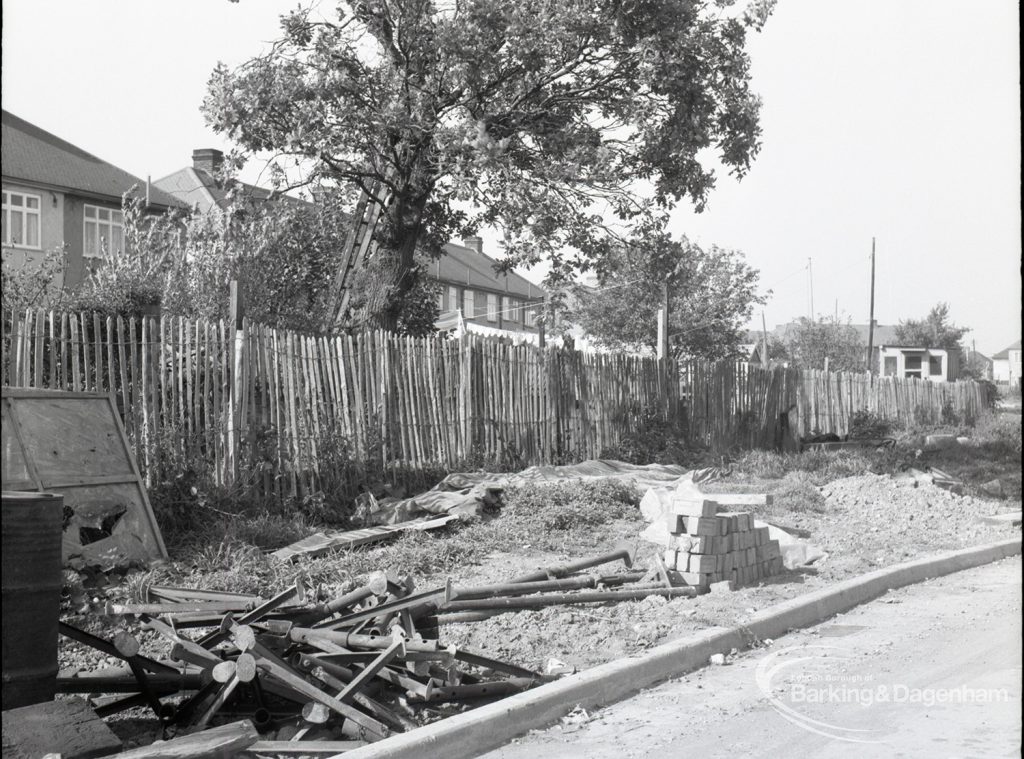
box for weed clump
[502,480,641,533]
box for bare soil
[56,442,1021,746]
[436,473,1019,672]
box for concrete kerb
[339,536,1022,759]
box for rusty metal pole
[441,585,696,612]
[508,542,636,584]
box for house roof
[435,242,546,300]
[771,321,899,346]
[153,166,312,213]
[877,345,947,352]
[992,339,1022,360]
[1,110,184,209]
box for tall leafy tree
[569,232,765,360]
[894,302,968,352]
[782,316,865,372]
[203,0,774,329]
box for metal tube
[408,677,536,703]
[301,572,389,625]
[441,585,696,612]
[448,571,648,601]
[198,583,307,648]
[508,542,636,584]
[289,628,442,653]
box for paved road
[482,555,1022,759]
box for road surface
[482,555,1022,758]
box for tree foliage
[568,232,764,360]
[1,246,71,313]
[780,316,866,372]
[894,302,968,352]
[202,0,774,329]
[70,191,391,332]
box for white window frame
[83,204,125,259]
[486,293,499,322]
[463,289,475,319]
[2,190,42,249]
[448,285,459,312]
[525,305,538,328]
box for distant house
[878,345,959,382]
[1,110,185,289]
[992,340,1022,387]
[433,237,546,338]
[963,350,993,381]
[153,148,312,213]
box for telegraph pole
[761,311,769,368]
[867,238,876,373]
[807,258,815,319]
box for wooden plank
[105,720,258,759]
[271,514,462,562]
[80,312,92,391]
[33,307,45,387]
[70,312,82,391]
[1,697,122,759]
[240,741,367,756]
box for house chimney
[192,148,224,175]
[463,236,484,254]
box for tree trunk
[361,192,430,332]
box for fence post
[227,280,246,484]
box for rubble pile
[57,544,703,750]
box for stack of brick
[663,498,784,591]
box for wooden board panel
[1,401,37,490]
[12,396,134,479]
[1,388,167,566]
[1,697,122,759]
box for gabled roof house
[2,110,184,289]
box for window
[448,285,459,312]
[437,291,445,311]
[506,298,519,323]
[2,190,42,248]
[883,356,897,376]
[84,205,124,258]
[463,289,475,319]
[487,293,498,322]
[928,356,943,377]
[525,306,538,328]
[501,296,513,322]
[904,355,922,371]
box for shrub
[601,405,686,465]
[848,410,893,439]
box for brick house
[1,110,184,290]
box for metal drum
[2,491,63,710]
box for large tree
[894,302,968,352]
[781,317,866,372]
[569,232,764,360]
[203,0,774,329]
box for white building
[992,340,1022,387]
[878,345,959,382]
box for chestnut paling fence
[2,309,987,497]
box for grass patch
[463,480,643,553]
[730,448,891,485]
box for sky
[2,1,1020,354]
